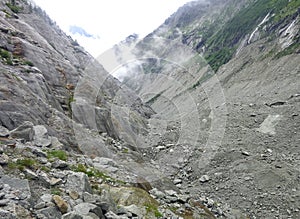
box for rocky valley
[0,0,299,218]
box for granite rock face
[0,0,153,153]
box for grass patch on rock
[47,150,68,161]
[8,158,37,171]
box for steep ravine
[0,0,299,219]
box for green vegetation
[51,187,61,195]
[8,158,37,171]
[68,93,75,116]
[274,0,300,21]
[145,204,163,218]
[23,60,34,67]
[203,0,299,71]
[0,49,13,65]
[6,3,21,13]
[68,94,76,104]
[40,166,50,172]
[0,49,11,59]
[275,36,300,58]
[72,163,125,184]
[122,148,129,153]
[47,150,68,161]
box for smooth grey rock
[40,194,53,203]
[0,175,30,200]
[93,157,117,167]
[123,204,146,217]
[34,201,46,210]
[0,126,9,137]
[62,212,83,219]
[173,178,182,184]
[51,160,68,169]
[62,212,84,219]
[82,192,96,203]
[0,199,9,206]
[93,157,119,173]
[65,172,92,195]
[165,190,177,196]
[36,206,62,219]
[149,188,165,199]
[73,203,104,218]
[33,125,52,147]
[9,121,34,142]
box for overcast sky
[33,0,193,57]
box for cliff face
[0,0,154,153]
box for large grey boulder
[33,125,52,147]
[36,206,62,219]
[65,172,92,196]
[62,203,104,219]
[9,121,34,142]
[0,175,31,200]
[74,203,104,218]
[93,157,119,173]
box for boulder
[0,175,31,200]
[123,204,146,217]
[53,195,69,214]
[0,126,9,137]
[9,121,34,142]
[73,203,104,218]
[65,172,92,195]
[36,206,62,219]
[62,203,104,219]
[33,125,52,147]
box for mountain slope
[0,0,299,218]
[111,0,300,218]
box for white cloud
[33,0,192,56]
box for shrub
[0,49,11,59]
[51,187,61,195]
[71,163,125,184]
[6,3,21,13]
[24,60,34,66]
[145,203,163,218]
[47,150,68,161]
[8,158,37,171]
